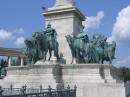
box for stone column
[20,57,24,66]
[8,56,12,67]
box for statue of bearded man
[44,23,57,41]
[43,23,60,60]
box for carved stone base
[103,65,117,83]
[35,60,56,65]
[61,64,125,97]
[1,64,59,88]
[0,64,126,97]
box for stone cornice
[0,48,24,57]
[42,7,85,21]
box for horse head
[25,37,35,48]
[112,41,116,48]
[65,35,74,45]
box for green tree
[118,67,130,83]
[12,58,21,66]
[0,59,7,77]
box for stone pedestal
[80,83,125,97]
[62,64,125,97]
[0,63,126,97]
[125,82,130,97]
[1,63,59,88]
[62,64,105,84]
[103,65,117,83]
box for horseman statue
[43,23,60,61]
[66,26,89,64]
[23,23,60,64]
[66,27,116,64]
[23,23,116,65]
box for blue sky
[0,0,130,67]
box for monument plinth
[0,63,126,97]
[43,0,85,64]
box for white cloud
[14,37,25,47]
[83,11,104,31]
[0,29,13,42]
[108,5,130,45]
[13,28,25,34]
[116,56,130,67]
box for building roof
[0,48,24,57]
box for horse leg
[56,51,60,60]
[32,57,34,64]
[44,51,47,61]
[99,56,101,64]
[48,49,52,61]
[95,55,99,63]
[30,56,33,64]
[100,55,103,64]
[108,53,112,65]
[97,55,100,64]
[33,55,36,64]
[109,56,112,64]
[70,52,74,64]
[76,49,79,64]
[102,59,104,64]
[54,46,60,60]
[71,56,74,64]
[28,57,31,64]
[42,51,45,61]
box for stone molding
[54,0,75,8]
[43,7,85,21]
[5,64,118,83]
[0,48,24,57]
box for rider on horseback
[75,26,89,43]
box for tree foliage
[0,59,7,78]
[0,59,7,68]
[118,67,130,83]
[12,58,21,66]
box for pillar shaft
[20,57,24,66]
[8,56,11,67]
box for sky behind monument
[0,0,130,67]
